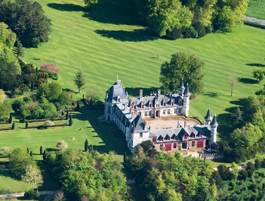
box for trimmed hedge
[244,20,265,29]
[26,123,68,129]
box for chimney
[139,89,143,99]
[125,104,127,110]
[132,112,137,120]
[126,91,128,98]
[117,80,121,85]
[123,87,125,92]
[130,107,133,114]
[158,89,161,98]
[129,99,132,107]
[184,121,187,127]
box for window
[140,133,143,138]
[163,110,166,114]
[152,137,156,143]
[160,136,164,141]
[149,103,152,107]
[178,108,182,114]
[145,111,148,116]
[179,100,182,105]
[171,101,174,106]
[156,104,159,107]
[149,111,152,116]
[134,105,136,109]
[166,136,170,140]
[192,133,195,138]
[168,109,170,114]
[141,103,144,108]
[160,144,163,149]
[174,135,177,140]
[199,133,202,138]
[173,143,177,149]
[174,109,177,114]
[163,102,166,106]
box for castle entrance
[156,110,160,117]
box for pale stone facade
[104,78,218,152]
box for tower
[204,108,212,125]
[210,114,218,143]
[179,77,185,95]
[183,83,190,116]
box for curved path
[244,16,265,26]
[0,190,57,200]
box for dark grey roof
[132,115,145,133]
[211,114,218,127]
[106,82,128,103]
[184,83,190,95]
[205,108,211,120]
[179,77,185,89]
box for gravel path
[0,190,57,200]
[244,16,265,26]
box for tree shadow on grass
[73,105,130,155]
[125,87,159,97]
[47,3,85,12]
[246,63,265,67]
[204,92,218,98]
[238,78,259,84]
[95,29,157,42]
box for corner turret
[179,77,185,95]
[204,108,212,125]
[210,114,218,143]
[182,83,190,117]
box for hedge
[244,20,265,30]
[26,123,68,129]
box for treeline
[46,149,128,200]
[134,0,249,39]
[125,143,216,201]
[222,91,265,163]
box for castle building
[104,78,218,152]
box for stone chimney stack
[125,104,127,110]
[139,89,143,99]
[129,99,132,107]
[123,87,125,92]
[130,107,133,114]
[117,80,121,85]
[158,89,161,98]
[132,112,137,120]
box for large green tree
[74,68,86,93]
[0,0,52,47]
[160,51,204,95]
[147,0,193,36]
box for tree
[0,89,5,104]
[56,140,68,150]
[39,92,49,104]
[156,174,166,194]
[147,0,193,36]
[74,69,86,93]
[164,189,182,201]
[160,52,204,95]
[89,144,93,153]
[9,148,36,178]
[0,100,12,121]
[1,146,10,155]
[255,159,261,169]
[9,113,12,123]
[21,164,43,188]
[229,73,238,97]
[85,139,88,152]
[25,122,28,129]
[43,150,46,161]
[231,162,239,180]
[40,146,43,155]
[12,122,15,130]
[13,40,24,58]
[69,118,73,126]
[231,107,243,126]
[86,88,99,105]
[0,0,52,47]
[53,191,66,201]
[58,91,71,106]
[140,140,154,152]
[253,68,265,83]
[30,151,32,157]
[217,164,230,180]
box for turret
[182,83,190,117]
[210,114,218,143]
[179,77,185,95]
[204,108,212,125]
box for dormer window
[163,101,166,106]
[160,136,164,141]
[141,102,144,108]
[149,102,152,107]
[199,133,202,138]
[166,135,170,140]
[192,133,195,138]
[174,135,177,140]
[117,95,120,102]
[171,101,174,106]
[178,100,182,105]
[134,104,136,109]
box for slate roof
[106,81,128,103]
[184,83,190,95]
[132,115,145,133]
[211,114,218,127]
[149,124,211,142]
[205,108,211,120]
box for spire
[184,83,190,96]
[179,76,185,89]
[204,108,211,120]
[211,114,218,127]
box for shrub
[43,120,55,128]
[49,72,59,80]
[12,122,15,130]
[42,103,58,118]
[33,107,44,119]
[53,191,66,201]
[24,189,40,200]
[56,140,68,150]
[40,63,60,75]
[1,146,10,155]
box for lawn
[246,0,265,20]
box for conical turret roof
[211,114,218,127]
[204,108,211,120]
[184,83,190,95]
[179,77,185,89]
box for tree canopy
[160,51,204,95]
[0,0,52,47]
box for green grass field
[1,0,265,196]
[246,0,265,20]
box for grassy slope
[23,0,265,136]
[246,0,265,20]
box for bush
[56,140,68,150]
[255,159,261,169]
[49,72,59,80]
[1,146,10,155]
[53,190,66,201]
[43,120,55,128]
[24,189,40,200]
